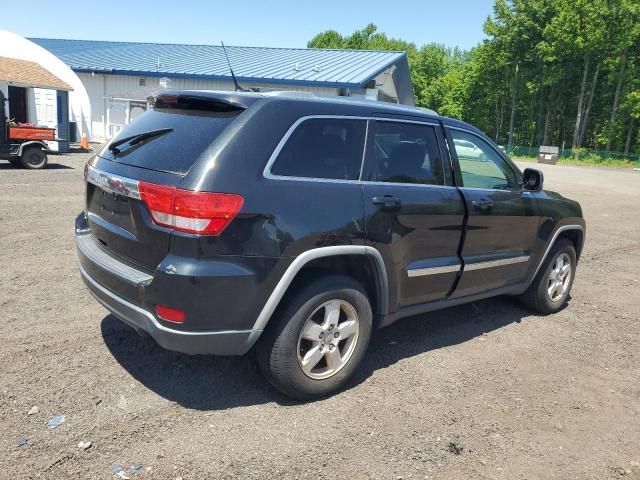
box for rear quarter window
[99,107,241,175]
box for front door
[446,127,540,298]
[362,119,465,310]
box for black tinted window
[271,118,366,180]
[100,107,240,175]
[372,121,443,185]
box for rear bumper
[74,210,267,355]
[79,263,256,355]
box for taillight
[138,181,243,235]
[83,155,96,179]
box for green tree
[604,0,640,150]
[541,0,610,148]
[308,6,640,156]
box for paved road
[1,153,638,479]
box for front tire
[20,146,48,169]
[519,238,577,314]
[256,275,372,400]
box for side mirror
[523,168,544,191]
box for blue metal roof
[30,38,408,90]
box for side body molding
[530,225,585,281]
[247,246,389,346]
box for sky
[1,0,494,50]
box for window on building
[139,78,146,87]
[270,118,367,180]
[371,121,444,185]
[450,130,518,190]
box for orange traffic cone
[80,133,89,150]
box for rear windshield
[98,107,241,175]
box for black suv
[75,91,585,399]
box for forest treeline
[308,0,640,156]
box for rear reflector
[138,181,243,235]
[155,305,186,324]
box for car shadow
[101,296,529,411]
[351,297,528,387]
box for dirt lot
[1,152,638,479]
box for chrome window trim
[458,186,521,193]
[358,180,458,190]
[86,165,141,200]
[464,255,530,271]
[530,225,585,280]
[262,115,441,184]
[407,264,461,277]
[365,181,457,190]
[261,175,459,190]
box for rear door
[362,119,465,309]
[446,127,540,297]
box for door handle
[472,199,494,211]
[372,195,402,209]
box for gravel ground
[0,151,639,479]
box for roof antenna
[221,41,249,92]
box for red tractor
[1,90,50,169]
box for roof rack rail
[414,106,439,116]
[261,91,316,99]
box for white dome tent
[0,29,91,150]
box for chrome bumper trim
[76,233,152,285]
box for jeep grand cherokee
[75,91,585,399]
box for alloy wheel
[297,299,359,380]
[547,252,572,302]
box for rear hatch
[85,91,255,270]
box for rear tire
[256,274,372,400]
[20,146,48,169]
[519,238,577,314]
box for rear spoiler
[148,90,262,112]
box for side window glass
[372,121,444,185]
[270,118,366,180]
[450,130,518,190]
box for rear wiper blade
[108,128,173,154]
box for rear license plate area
[97,188,130,216]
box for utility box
[538,146,559,165]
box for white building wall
[77,72,340,141]
[0,30,92,141]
